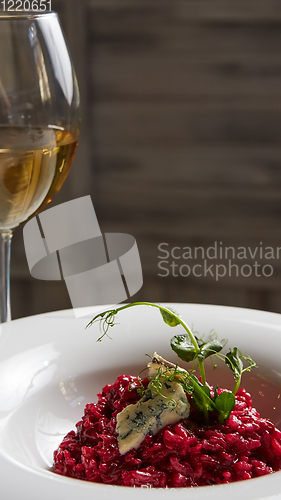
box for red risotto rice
[53,374,281,487]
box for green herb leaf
[160,308,181,327]
[214,391,235,423]
[188,375,216,414]
[171,334,197,362]
[225,347,243,382]
[198,339,224,361]
[225,348,257,394]
[195,336,206,349]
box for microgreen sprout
[225,348,257,394]
[87,302,257,424]
[87,302,207,382]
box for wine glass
[0,11,80,322]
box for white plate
[1,303,281,500]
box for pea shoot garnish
[87,302,257,424]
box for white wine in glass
[0,11,80,322]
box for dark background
[8,0,281,318]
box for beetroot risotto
[53,303,281,487]
[53,373,281,487]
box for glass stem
[0,230,13,323]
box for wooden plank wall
[8,0,281,317]
[89,0,281,313]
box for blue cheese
[147,352,187,378]
[116,379,190,455]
